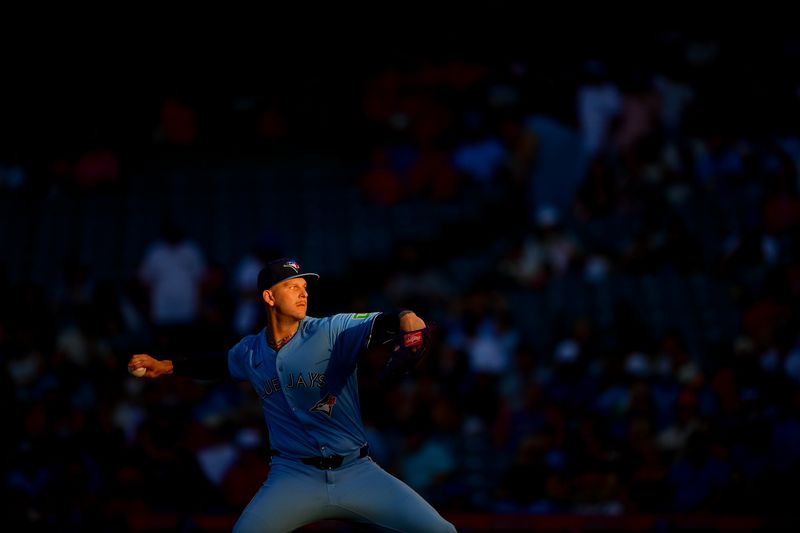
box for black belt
[270,445,369,470]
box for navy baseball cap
[257,258,319,292]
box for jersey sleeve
[138,244,159,284]
[328,312,380,371]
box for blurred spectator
[408,144,461,201]
[138,220,207,353]
[652,63,694,139]
[500,206,582,287]
[219,426,271,510]
[524,115,589,219]
[383,242,454,312]
[359,147,407,206]
[74,148,120,190]
[155,96,198,146]
[574,155,618,221]
[452,114,509,190]
[693,133,746,190]
[498,343,538,411]
[465,307,519,376]
[576,60,622,157]
[656,390,704,459]
[193,420,240,489]
[231,237,283,336]
[611,71,661,156]
[399,424,458,503]
[197,260,234,350]
[762,153,800,235]
[52,259,94,327]
[667,427,732,512]
[625,415,670,512]
[257,100,289,143]
[0,162,26,190]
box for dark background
[3,14,800,532]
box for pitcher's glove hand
[379,326,434,383]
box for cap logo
[259,258,318,293]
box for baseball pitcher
[128,257,456,532]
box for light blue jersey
[227,311,456,532]
[228,312,379,458]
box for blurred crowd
[3,29,800,531]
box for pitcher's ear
[262,289,274,306]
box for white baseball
[129,367,147,378]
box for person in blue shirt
[128,257,456,532]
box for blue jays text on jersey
[257,371,327,398]
[227,312,379,460]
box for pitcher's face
[264,278,308,320]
